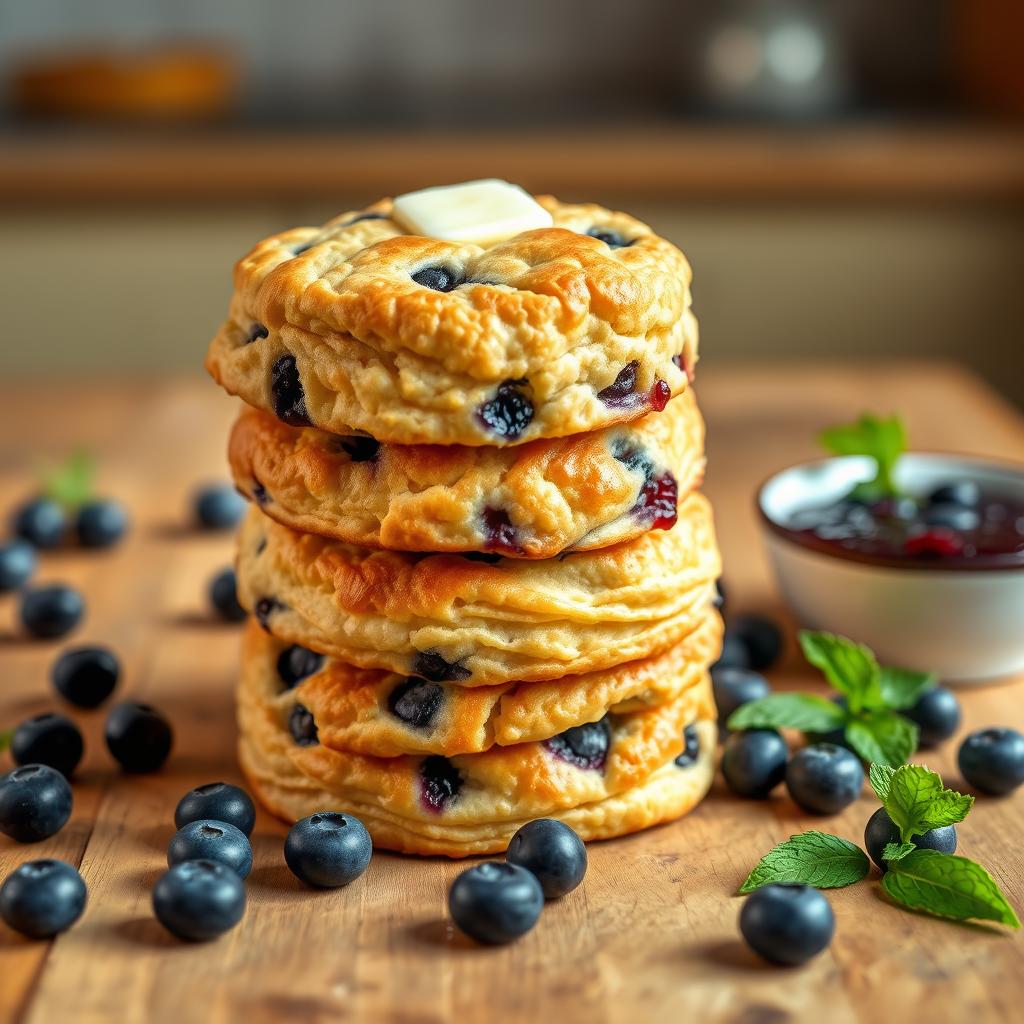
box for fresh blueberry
[209,568,246,623]
[0,539,37,591]
[410,650,471,682]
[476,380,534,441]
[448,862,544,944]
[175,782,256,837]
[0,860,87,938]
[52,645,120,708]
[284,812,372,888]
[388,678,444,730]
[271,355,312,427]
[420,756,463,812]
[904,686,961,749]
[168,820,253,879]
[730,614,783,671]
[958,727,1024,795]
[275,645,324,689]
[863,807,957,871]
[411,266,463,292]
[194,485,247,530]
[739,883,835,965]
[105,702,173,773]
[20,584,84,640]
[712,667,770,728]
[152,859,246,942]
[928,481,980,508]
[545,718,611,771]
[506,819,587,899]
[674,723,701,767]
[712,631,751,671]
[722,729,788,799]
[924,503,980,531]
[0,764,73,842]
[76,499,128,548]
[11,713,84,778]
[13,497,67,549]
[785,743,864,815]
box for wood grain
[1,363,1022,1024]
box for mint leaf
[819,413,906,500]
[0,729,10,754]
[845,713,918,768]
[727,693,846,733]
[869,762,896,802]
[39,449,96,510]
[883,850,1020,928]
[878,667,936,711]
[799,631,881,712]
[883,765,974,842]
[883,841,916,863]
[739,832,870,894]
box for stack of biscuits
[205,182,722,856]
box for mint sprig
[819,412,906,501]
[727,693,845,734]
[39,449,96,510]
[875,764,973,843]
[739,832,869,893]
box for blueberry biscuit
[206,195,698,446]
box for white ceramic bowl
[758,453,1024,684]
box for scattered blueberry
[712,667,771,728]
[175,782,256,837]
[152,860,246,942]
[739,883,835,966]
[448,862,544,945]
[905,686,961,749]
[0,539,37,591]
[545,718,611,771]
[276,645,324,689]
[410,650,471,683]
[271,355,312,428]
[195,485,247,530]
[0,765,73,842]
[284,812,372,888]
[674,723,701,768]
[209,568,246,623]
[288,703,318,746]
[52,645,120,708]
[785,743,864,815]
[20,584,85,639]
[928,481,980,508]
[863,807,957,871]
[0,860,87,938]
[476,379,534,441]
[168,820,253,879]
[105,702,173,773]
[13,497,67,549]
[11,713,84,778]
[420,756,462,812]
[958,727,1024,795]
[722,729,788,799]
[411,266,463,292]
[76,499,128,548]
[506,819,587,899]
[388,678,444,730]
[730,614,783,671]
[712,631,751,672]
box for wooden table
[1,362,1022,1024]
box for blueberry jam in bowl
[758,453,1024,683]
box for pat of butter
[392,179,553,246]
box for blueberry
[270,354,312,427]
[722,729,788,799]
[712,667,770,728]
[76,499,128,548]
[284,812,372,888]
[20,584,85,639]
[448,862,544,944]
[928,481,980,508]
[924,503,980,531]
[276,645,324,689]
[785,743,864,815]
[0,764,73,842]
[338,436,381,463]
[152,860,246,942]
[105,702,173,773]
[958,727,1024,795]
[175,783,256,837]
[730,614,783,671]
[288,703,318,745]
[0,860,87,938]
[712,631,751,671]
[194,485,247,530]
[411,266,463,292]
[12,497,66,549]
[410,650,471,683]
[254,596,283,630]
[11,713,84,778]
[388,678,444,729]
[251,480,269,505]
[544,718,611,771]
[863,807,956,871]
[586,228,632,249]
[739,883,835,966]
[168,820,253,879]
[209,568,246,623]
[597,362,641,409]
[904,686,961,749]
[0,539,37,591]
[482,507,523,554]
[506,819,587,899]
[420,755,462,811]
[52,645,120,708]
[476,379,534,441]
[246,322,269,343]
[674,723,701,767]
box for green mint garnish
[800,631,881,713]
[868,762,896,802]
[845,713,918,769]
[727,692,846,733]
[880,764,973,843]
[738,831,869,894]
[883,841,916,864]
[39,448,96,510]
[877,665,937,711]
[819,412,906,501]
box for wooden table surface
[1,362,1023,1024]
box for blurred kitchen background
[0,0,1022,403]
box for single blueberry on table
[476,379,534,441]
[209,568,246,623]
[11,713,84,778]
[0,764,73,843]
[928,480,980,508]
[194,484,247,530]
[284,812,372,888]
[276,645,324,689]
[506,819,587,899]
[168,819,253,879]
[105,702,173,773]
[420,756,462,812]
[152,859,246,942]
[730,614,783,671]
[785,743,864,815]
[711,631,751,672]
[722,729,788,799]
[76,499,128,548]
[13,497,67,549]
[0,859,87,939]
[712,666,771,728]
[448,861,544,945]
[863,807,957,871]
[905,686,961,749]
[958,727,1024,795]
[52,645,120,708]
[739,883,835,966]
[674,723,701,768]
[175,782,256,837]
[20,584,85,639]
[545,718,611,771]
[0,538,37,591]
[388,678,444,730]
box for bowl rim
[756,450,1024,574]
